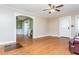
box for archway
[16,15,33,39]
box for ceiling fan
[42,4,64,14]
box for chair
[69,33,79,54]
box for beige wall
[33,16,49,38]
[48,18,59,36]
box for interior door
[59,16,71,37]
[75,16,79,34]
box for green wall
[16,20,23,29]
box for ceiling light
[50,9,55,12]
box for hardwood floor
[0,36,71,55]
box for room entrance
[16,16,33,39]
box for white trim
[50,35,60,37]
[33,35,49,39]
[0,41,16,45]
[33,34,60,39]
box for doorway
[16,15,33,39]
[59,16,71,37]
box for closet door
[75,16,79,34]
[59,16,71,37]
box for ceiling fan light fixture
[42,4,64,14]
[50,9,55,12]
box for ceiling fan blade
[52,5,55,8]
[48,4,51,7]
[55,9,60,12]
[56,4,64,8]
[42,9,49,11]
[48,4,52,8]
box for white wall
[0,5,16,45]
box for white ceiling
[5,4,79,17]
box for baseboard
[33,34,60,39]
[50,35,60,37]
[33,34,72,39]
[0,41,16,45]
[33,35,50,39]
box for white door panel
[59,16,71,37]
[75,16,79,34]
